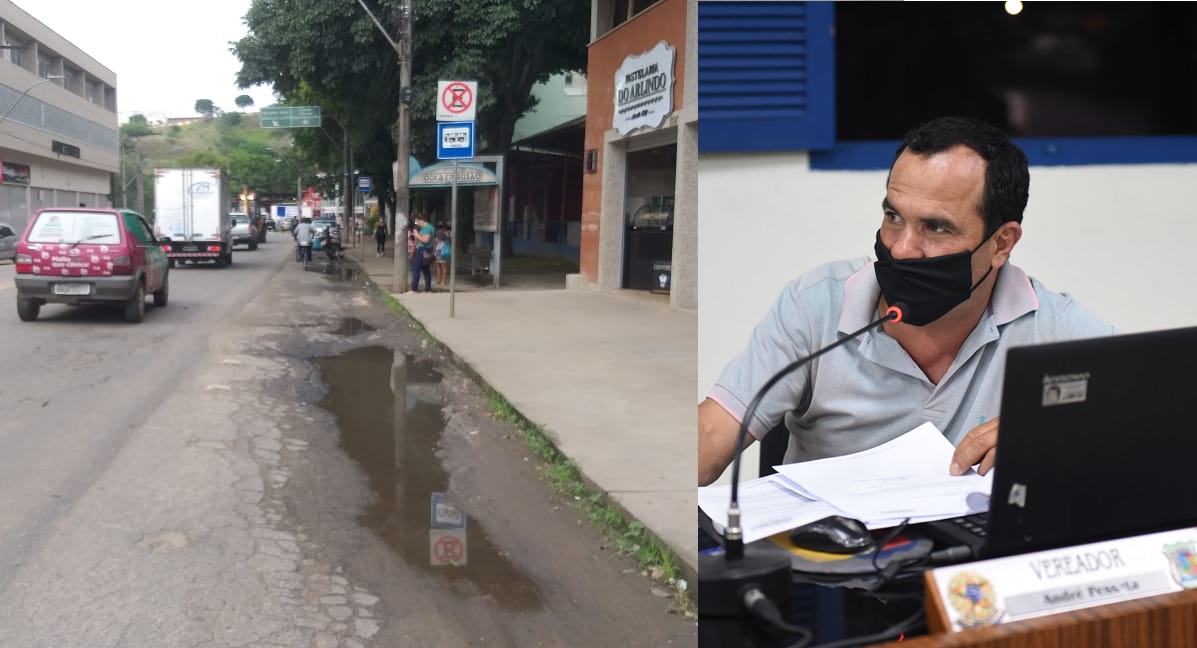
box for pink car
[13,208,170,323]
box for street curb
[349,256,697,596]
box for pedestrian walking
[373,218,388,256]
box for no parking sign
[429,528,468,566]
[437,80,477,121]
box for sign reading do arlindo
[614,41,675,136]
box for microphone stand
[698,303,906,648]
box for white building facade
[0,0,117,234]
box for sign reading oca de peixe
[613,40,675,136]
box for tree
[118,118,151,209]
[235,94,255,110]
[194,98,218,118]
[411,0,590,156]
[175,150,222,167]
[231,0,589,221]
[121,114,153,138]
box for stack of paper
[698,422,993,544]
[698,473,849,544]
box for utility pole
[119,146,127,208]
[343,121,351,236]
[394,1,413,293]
[135,152,145,215]
[355,0,412,292]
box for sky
[18,0,278,123]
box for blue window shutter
[698,1,835,153]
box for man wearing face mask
[698,116,1115,487]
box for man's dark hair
[893,116,1029,234]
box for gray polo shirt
[708,257,1116,464]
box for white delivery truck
[154,168,234,267]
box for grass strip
[378,281,694,618]
[488,390,694,618]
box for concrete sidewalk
[341,238,697,582]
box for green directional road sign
[259,106,322,128]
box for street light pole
[0,75,66,127]
[354,0,412,292]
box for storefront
[578,0,696,310]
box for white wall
[699,152,1197,484]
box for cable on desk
[758,522,962,648]
[804,599,926,648]
[866,518,912,590]
[742,586,815,648]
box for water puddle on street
[331,318,376,336]
[316,265,357,281]
[315,346,543,610]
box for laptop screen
[984,325,1197,557]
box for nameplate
[926,527,1197,632]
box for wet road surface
[272,251,698,646]
[0,245,695,647]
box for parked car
[13,208,169,323]
[264,218,276,232]
[230,212,259,250]
[0,222,16,262]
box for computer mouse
[789,515,875,554]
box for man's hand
[950,417,999,476]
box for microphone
[698,302,907,648]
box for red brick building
[576,0,695,310]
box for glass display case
[624,195,674,292]
[628,197,675,231]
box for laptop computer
[923,325,1197,560]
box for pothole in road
[315,346,544,611]
[311,263,356,279]
[316,266,358,281]
[331,318,376,336]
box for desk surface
[703,519,1197,646]
[874,587,1197,647]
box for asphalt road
[0,243,275,595]
[0,238,696,647]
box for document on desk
[697,474,849,544]
[773,422,993,527]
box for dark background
[836,2,1197,140]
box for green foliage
[408,0,590,156]
[121,114,153,138]
[483,388,694,617]
[232,0,589,215]
[235,94,255,110]
[117,116,324,220]
[175,150,222,167]
[222,112,243,126]
[194,98,217,117]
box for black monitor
[977,325,1197,558]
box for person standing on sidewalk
[434,221,451,287]
[373,218,388,256]
[410,214,435,293]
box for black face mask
[873,229,996,326]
